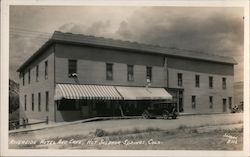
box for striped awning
[116,86,172,100]
[54,84,122,100]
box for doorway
[223,98,227,112]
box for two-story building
[17,31,236,122]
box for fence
[9,116,49,130]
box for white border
[1,0,249,156]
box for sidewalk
[9,116,141,134]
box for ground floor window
[209,96,213,109]
[58,99,79,111]
[192,96,196,109]
[228,97,232,109]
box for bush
[94,129,107,137]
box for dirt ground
[9,126,243,150]
[9,113,243,150]
[9,113,243,140]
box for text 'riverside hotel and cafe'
[17,31,236,122]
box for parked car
[142,102,178,119]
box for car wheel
[142,112,149,119]
[162,111,169,120]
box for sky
[9,6,244,83]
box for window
[209,76,213,88]
[46,91,49,111]
[127,65,134,81]
[209,96,213,109]
[192,96,196,109]
[45,61,48,80]
[68,59,77,77]
[38,93,41,111]
[58,100,79,111]
[24,95,27,111]
[22,73,25,86]
[222,77,227,89]
[195,75,200,88]
[229,97,232,109]
[31,94,34,111]
[106,63,113,80]
[146,66,152,82]
[28,69,31,84]
[36,65,39,82]
[177,73,183,86]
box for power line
[10,27,54,35]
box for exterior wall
[167,56,234,75]
[55,110,81,122]
[168,68,234,113]
[55,43,167,87]
[234,82,243,106]
[19,46,55,123]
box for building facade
[17,31,236,122]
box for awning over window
[116,86,172,100]
[54,84,123,100]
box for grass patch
[93,127,162,137]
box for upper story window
[195,75,200,88]
[146,66,152,82]
[106,63,113,80]
[24,95,27,111]
[209,76,213,88]
[177,73,183,87]
[36,65,39,82]
[22,72,25,86]
[31,93,34,111]
[45,61,48,80]
[192,95,196,109]
[229,97,232,109]
[209,96,213,109]
[222,77,227,89]
[28,69,31,84]
[127,65,134,81]
[46,91,49,112]
[38,93,41,112]
[68,59,77,77]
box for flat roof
[17,31,237,72]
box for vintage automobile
[142,102,178,119]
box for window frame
[38,92,41,112]
[22,72,25,86]
[222,77,227,89]
[229,97,232,109]
[24,95,27,111]
[106,63,113,80]
[28,68,31,84]
[45,61,48,80]
[46,91,49,112]
[146,66,152,82]
[177,73,183,87]
[127,64,134,81]
[192,95,196,109]
[195,75,200,88]
[31,93,34,111]
[209,76,213,88]
[36,65,39,82]
[68,59,77,77]
[209,96,213,109]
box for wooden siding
[167,56,234,75]
[168,68,234,113]
[19,46,55,122]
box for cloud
[116,7,243,56]
[9,6,244,82]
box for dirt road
[10,113,243,140]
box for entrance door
[80,103,89,118]
[223,99,227,112]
